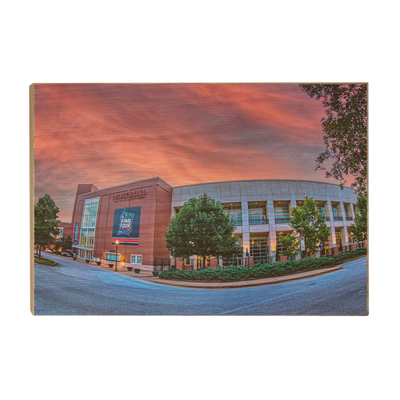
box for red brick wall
[71,178,173,266]
[59,222,73,239]
[176,258,184,270]
[210,258,218,269]
[153,180,173,261]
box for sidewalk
[42,250,343,288]
[151,266,343,289]
[42,250,156,282]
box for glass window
[130,254,142,264]
[88,201,99,227]
[80,230,87,246]
[86,228,95,248]
[105,253,120,261]
[249,207,263,216]
[250,236,269,262]
[274,202,290,223]
[224,209,242,225]
[249,209,267,224]
[317,205,327,220]
[274,203,289,216]
[79,197,99,249]
[82,203,90,227]
[81,198,99,228]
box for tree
[299,84,367,195]
[62,235,73,251]
[348,195,367,243]
[277,233,298,259]
[278,197,331,257]
[34,194,61,258]
[165,193,242,268]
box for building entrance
[250,236,269,263]
[78,249,93,260]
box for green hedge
[158,247,367,282]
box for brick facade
[71,178,172,266]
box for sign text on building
[112,188,148,203]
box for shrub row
[158,247,367,282]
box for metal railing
[249,215,268,225]
[153,258,174,272]
[346,216,353,221]
[333,216,343,221]
[275,217,291,224]
[252,255,270,264]
[230,215,242,226]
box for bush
[158,248,367,282]
[34,256,57,266]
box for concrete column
[337,227,347,248]
[241,199,250,258]
[349,202,356,219]
[267,197,277,261]
[290,196,297,212]
[326,199,336,247]
[340,202,349,245]
[347,202,356,243]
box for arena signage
[73,223,79,245]
[112,188,148,203]
[111,207,141,245]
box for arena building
[69,177,358,270]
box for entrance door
[250,236,269,263]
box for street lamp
[115,240,119,271]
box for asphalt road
[34,254,368,315]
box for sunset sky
[34,83,348,222]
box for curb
[150,265,343,289]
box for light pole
[115,240,119,271]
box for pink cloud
[34,84,350,221]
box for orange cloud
[34,84,352,221]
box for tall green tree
[34,194,61,258]
[299,84,367,195]
[348,195,367,243]
[165,193,242,268]
[278,196,331,257]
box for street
[34,255,368,315]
